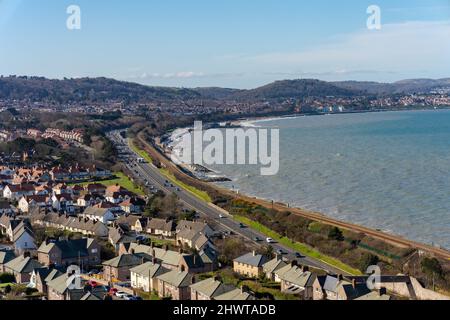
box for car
[109,288,118,295]
[276,249,285,255]
[122,294,135,300]
[295,252,303,259]
[88,280,98,287]
[266,237,274,243]
[253,237,261,242]
[219,214,225,219]
[87,269,99,275]
[115,291,128,298]
[239,223,246,228]
[129,296,143,301]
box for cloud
[238,20,450,78]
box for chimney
[352,279,357,290]
[23,251,31,258]
[191,276,196,285]
[378,287,387,296]
[252,250,256,257]
[152,249,156,258]
[302,265,309,272]
[152,256,157,264]
[179,248,183,254]
[291,260,298,268]
[130,249,135,255]
[193,255,197,266]
[337,274,343,281]
[164,244,169,251]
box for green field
[234,215,362,276]
[70,172,144,196]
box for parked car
[295,252,303,259]
[266,237,274,243]
[239,223,246,228]
[129,296,143,301]
[122,294,134,300]
[115,291,128,298]
[253,237,261,242]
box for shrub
[0,273,15,284]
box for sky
[0,0,449,88]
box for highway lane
[107,130,349,275]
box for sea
[206,110,450,250]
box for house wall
[158,280,190,300]
[233,261,261,278]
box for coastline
[150,110,450,259]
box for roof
[157,270,193,288]
[38,238,96,259]
[190,277,234,298]
[277,266,316,288]
[128,243,183,268]
[234,252,269,267]
[0,249,15,264]
[5,255,43,273]
[147,218,174,232]
[83,206,112,217]
[102,253,147,268]
[263,257,288,274]
[130,261,169,278]
[215,288,255,301]
[355,290,391,300]
[46,274,71,294]
[323,275,340,293]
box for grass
[70,172,145,196]
[0,283,13,289]
[129,139,153,163]
[159,168,212,203]
[234,215,362,276]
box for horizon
[0,0,449,89]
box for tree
[0,273,15,284]
[328,227,344,241]
[358,253,379,272]
[421,257,443,277]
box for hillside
[0,76,201,104]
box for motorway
[107,130,349,275]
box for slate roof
[157,270,193,288]
[102,253,149,268]
[38,238,95,259]
[5,255,43,273]
[190,277,234,298]
[215,288,255,301]
[129,262,169,278]
[0,249,15,265]
[262,257,288,275]
[234,252,269,267]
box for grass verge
[129,139,153,163]
[235,215,362,276]
[70,172,144,196]
[159,168,212,203]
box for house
[214,287,255,301]
[130,261,169,293]
[51,194,75,213]
[77,194,96,208]
[123,243,213,273]
[105,185,134,204]
[37,238,101,268]
[18,195,50,213]
[92,201,122,213]
[190,277,234,300]
[119,197,145,214]
[157,268,193,300]
[52,183,72,195]
[0,249,15,272]
[233,251,270,278]
[147,218,175,237]
[4,253,43,283]
[117,215,147,232]
[276,263,320,300]
[102,253,150,282]
[108,224,137,251]
[12,222,37,254]
[320,275,371,300]
[176,220,214,237]
[3,184,35,200]
[0,201,14,215]
[81,207,115,224]
[84,183,107,195]
[29,267,63,295]
[33,212,109,238]
[176,228,213,251]
[46,273,74,300]
[262,255,288,281]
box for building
[276,263,321,300]
[18,195,50,213]
[190,277,234,300]
[37,238,101,268]
[81,207,115,224]
[102,253,150,282]
[28,267,63,295]
[0,249,15,273]
[262,256,288,281]
[215,287,255,301]
[130,261,169,293]
[4,253,43,283]
[233,251,270,278]
[156,268,193,300]
[12,222,37,254]
[146,218,175,237]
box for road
[107,130,349,275]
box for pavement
[107,130,350,275]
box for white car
[266,237,274,243]
[115,291,128,298]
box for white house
[51,194,74,213]
[18,195,50,213]
[81,207,115,224]
[13,225,37,254]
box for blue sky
[0,0,449,88]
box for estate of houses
[0,162,395,301]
